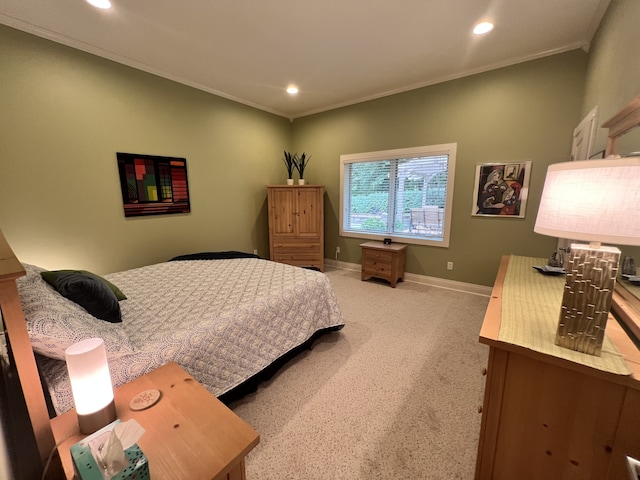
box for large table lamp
[65,337,117,434]
[534,157,640,356]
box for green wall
[3,0,636,287]
[292,51,587,286]
[582,0,640,155]
[0,25,292,274]
[580,0,640,262]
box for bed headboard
[0,230,64,478]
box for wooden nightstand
[360,241,407,288]
[51,362,259,480]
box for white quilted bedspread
[39,259,344,414]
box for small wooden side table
[360,241,407,288]
[51,362,259,480]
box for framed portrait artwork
[471,161,531,218]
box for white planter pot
[298,179,305,185]
[287,178,294,185]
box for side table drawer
[363,249,393,266]
[362,260,391,276]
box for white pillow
[16,264,137,361]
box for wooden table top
[51,362,259,479]
[480,255,640,388]
[360,241,407,251]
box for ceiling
[0,0,611,119]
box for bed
[0,232,344,476]
[18,256,344,415]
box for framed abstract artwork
[116,152,191,217]
[471,161,531,218]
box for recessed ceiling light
[473,21,494,35]
[286,85,299,95]
[86,0,112,9]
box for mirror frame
[604,94,640,339]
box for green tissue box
[70,420,149,480]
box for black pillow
[54,272,122,323]
[41,270,127,300]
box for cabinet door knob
[477,405,483,414]
[482,367,488,376]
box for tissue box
[70,420,149,480]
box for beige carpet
[230,267,490,480]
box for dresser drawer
[274,259,323,270]
[273,252,321,263]
[272,241,320,252]
[272,242,321,260]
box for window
[340,143,456,247]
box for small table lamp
[534,157,640,356]
[65,338,116,434]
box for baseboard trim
[324,259,492,297]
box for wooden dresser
[267,185,324,271]
[476,255,640,480]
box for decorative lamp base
[555,244,620,356]
[77,399,117,434]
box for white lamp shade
[534,157,640,246]
[65,338,114,416]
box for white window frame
[339,143,456,247]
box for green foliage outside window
[361,217,386,231]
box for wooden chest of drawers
[360,241,406,288]
[267,185,324,271]
[476,256,640,480]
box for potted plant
[283,150,296,185]
[295,152,311,185]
